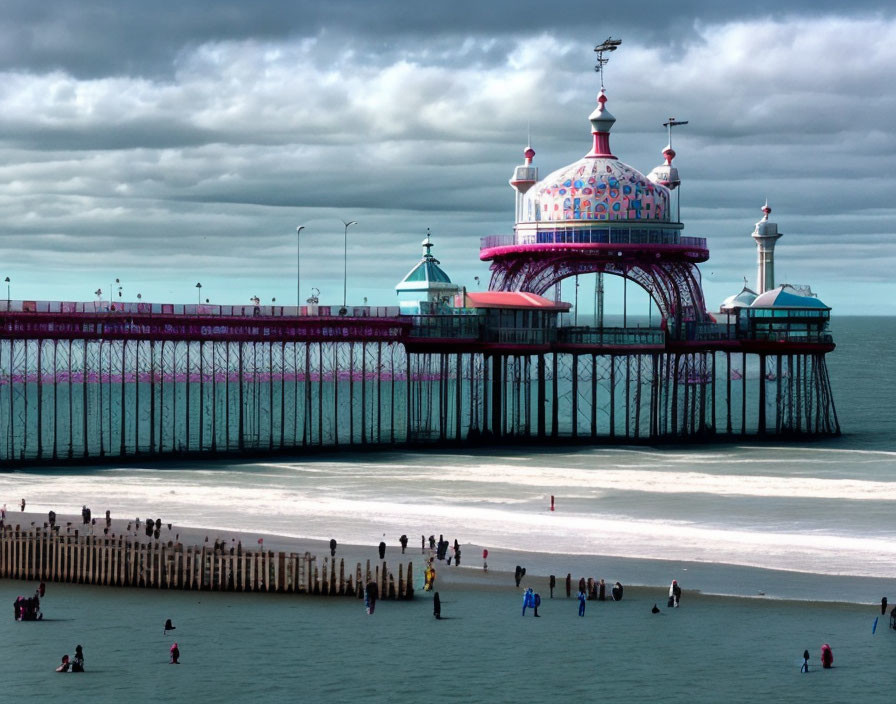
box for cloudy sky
[0,0,893,315]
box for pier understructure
[0,294,838,464]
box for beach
[2,545,893,704]
[3,507,895,703]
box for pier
[0,524,414,599]
[0,294,839,464]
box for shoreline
[6,510,892,606]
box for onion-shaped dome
[520,91,671,223]
[751,284,828,309]
[523,158,671,223]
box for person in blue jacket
[521,587,535,616]
[577,589,587,616]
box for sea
[1,316,894,702]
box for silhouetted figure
[433,592,441,619]
[399,535,408,553]
[651,604,660,614]
[38,582,46,598]
[329,539,337,557]
[56,655,70,672]
[514,565,523,588]
[365,580,379,615]
[72,645,85,672]
[820,643,833,669]
[566,573,571,598]
[669,580,681,607]
[20,498,25,512]
[378,541,386,560]
[429,535,436,550]
[881,597,888,615]
[611,582,623,601]
[533,593,541,617]
[549,575,556,598]
[891,606,896,630]
[48,510,56,526]
[454,547,461,566]
[170,642,180,664]
[421,535,426,553]
[164,618,175,634]
[801,649,810,673]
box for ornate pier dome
[480,57,711,331]
[521,91,672,224]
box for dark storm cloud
[1,0,891,78]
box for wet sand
[4,511,895,702]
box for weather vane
[663,117,689,148]
[594,37,622,89]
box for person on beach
[651,604,660,614]
[515,565,523,588]
[881,597,888,615]
[577,589,587,617]
[566,574,571,598]
[329,539,337,557]
[378,541,386,560]
[56,655,70,673]
[164,619,175,634]
[482,549,488,572]
[429,535,436,550]
[454,546,461,566]
[433,592,441,620]
[365,580,379,615]
[170,642,180,664]
[890,606,896,630]
[549,575,556,598]
[522,587,535,616]
[612,582,623,601]
[424,561,436,591]
[39,582,46,598]
[72,645,85,672]
[399,535,408,554]
[533,592,541,617]
[21,498,25,512]
[820,644,833,669]
[578,577,586,597]
[669,580,681,607]
[801,649,810,673]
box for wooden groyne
[0,525,414,600]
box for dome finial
[422,228,434,258]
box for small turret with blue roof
[395,229,460,314]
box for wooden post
[339,558,345,595]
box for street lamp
[3,277,9,307]
[341,219,357,309]
[196,282,202,304]
[296,225,305,309]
